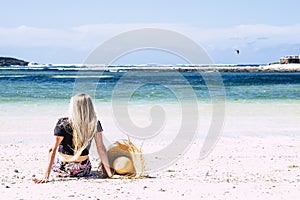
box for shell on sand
[100,139,145,178]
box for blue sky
[1,0,300,64]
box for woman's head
[68,93,98,161]
[69,93,96,123]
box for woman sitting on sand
[33,93,113,183]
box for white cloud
[185,24,300,51]
[0,23,300,53]
[0,24,180,50]
[0,25,76,47]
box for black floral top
[54,117,103,156]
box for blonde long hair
[68,93,98,161]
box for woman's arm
[94,132,113,178]
[33,136,63,184]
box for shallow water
[1,67,299,144]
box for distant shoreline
[2,55,300,72]
[0,57,29,66]
[101,64,300,73]
[2,63,300,72]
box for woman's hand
[95,132,113,178]
[32,177,49,184]
[33,136,63,184]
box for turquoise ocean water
[1,65,300,144]
[0,66,300,104]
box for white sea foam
[51,75,113,79]
[0,75,28,78]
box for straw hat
[99,139,144,178]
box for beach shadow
[53,170,156,182]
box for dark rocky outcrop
[0,57,29,66]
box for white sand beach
[0,102,299,199]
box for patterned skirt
[52,157,92,177]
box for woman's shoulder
[56,117,69,125]
[55,117,72,132]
